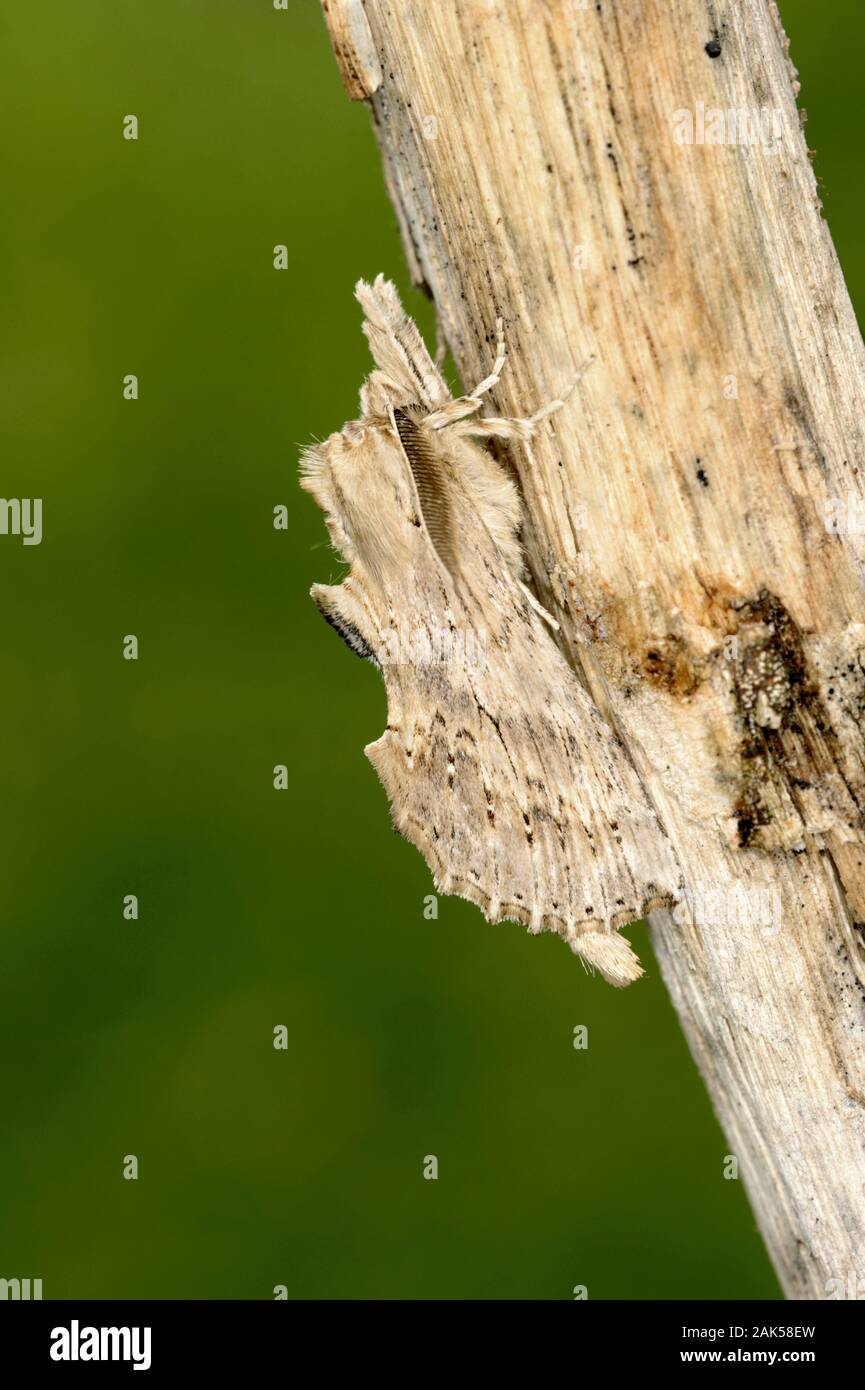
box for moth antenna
[391,406,460,580]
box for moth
[301,276,679,984]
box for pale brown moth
[301,277,679,984]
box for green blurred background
[0,0,859,1300]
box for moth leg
[425,317,507,429]
[525,355,594,425]
[525,378,580,426]
[469,316,507,399]
[449,356,594,441]
[451,416,535,443]
[518,580,560,631]
[425,395,487,429]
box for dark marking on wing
[393,408,460,578]
[312,596,379,667]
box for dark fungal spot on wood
[728,590,862,849]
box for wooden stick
[320,0,865,1298]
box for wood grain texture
[320,0,865,1297]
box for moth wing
[365,619,680,986]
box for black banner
[0,1299,853,1374]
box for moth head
[301,272,529,678]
